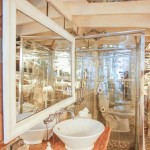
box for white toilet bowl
[98,94,135,132]
[102,106,135,132]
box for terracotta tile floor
[107,133,150,150]
[107,127,135,150]
[145,135,150,150]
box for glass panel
[16,11,72,122]
[75,33,144,150]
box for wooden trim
[0,0,3,142]
[0,64,3,142]
[0,139,17,150]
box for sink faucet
[59,108,75,119]
[44,108,75,124]
[43,108,75,141]
[44,113,55,124]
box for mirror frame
[3,0,75,143]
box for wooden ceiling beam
[47,0,72,21]
[77,27,150,36]
[66,1,150,15]
[146,37,150,43]
[16,5,62,25]
[73,15,150,28]
[76,27,150,43]
[17,18,75,36]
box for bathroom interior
[75,33,144,150]
[14,11,144,149]
[1,0,149,150]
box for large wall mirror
[3,0,75,143]
[16,11,72,122]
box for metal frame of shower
[75,29,145,150]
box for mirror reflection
[16,11,72,122]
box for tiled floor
[107,140,131,150]
[107,129,135,150]
[107,133,150,150]
[97,112,136,150]
[145,135,150,150]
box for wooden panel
[73,14,150,28]
[47,0,72,21]
[0,0,2,142]
[0,64,3,142]
[69,1,150,15]
[94,127,111,150]
[0,0,1,37]
[0,139,16,150]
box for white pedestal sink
[53,118,105,150]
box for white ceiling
[19,0,150,45]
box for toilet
[98,95,135,132]
[103,106,135,132]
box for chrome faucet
[43,108,75,141]
[59,108,75,119]
[44,108,75,124]
[44,113,56,124]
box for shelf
[55,76,71,81]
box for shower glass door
[75,30,145,150]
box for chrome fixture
[44,108,75,124]
[9,137,24,150]
[44,113,56,124]
[59,108,75,119]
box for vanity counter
[29,127,111,150]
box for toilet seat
[103,107,135,132]
[114,105,135,113]
[106,107,135,118]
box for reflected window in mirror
[16,11,72,122]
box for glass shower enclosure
[75,30,145,150]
